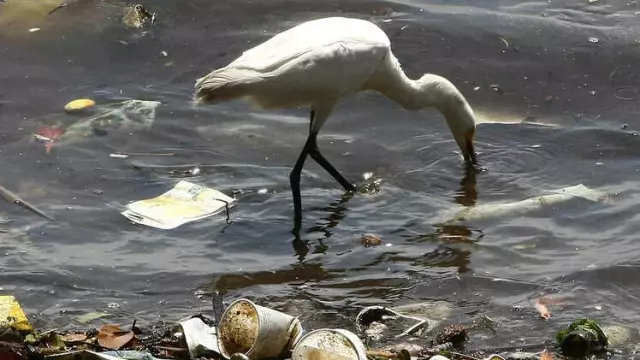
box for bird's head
[419,74,478,167]
[441,96,477,166]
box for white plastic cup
[291,328,368,360]
[217,299,303,359]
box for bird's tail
[194,67,260,104]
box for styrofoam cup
[291,328,367,360]
[217,298,302,359]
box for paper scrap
[121,180,235,229]
[180,317,220,358]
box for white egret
[194,16,479,230]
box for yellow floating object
[0,295,33,332]
[64,98,96,112]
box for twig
[216,199,232,225]
[450,351,481,360]
[395,319,429,338]
[116,152,176,157]
[0,184,54,221]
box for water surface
[1,0,639,351]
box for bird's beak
[463,129,477,166]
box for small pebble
[108,302,120,309]
[490,84,502,94]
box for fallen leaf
[97,324,135,350]
[535,299,551,320]
[60,333,88,343]
[540,349,554,360]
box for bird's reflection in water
[291,178,382,260]
[291,164,482,262]
[455,164,479,207]
[291,191,354,261]
[205,262,333,297]
[399,165,483,273]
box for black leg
[308,137,356,192]
[290,109,356,235]
[290,112,317,234]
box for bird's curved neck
[370,56,459,111]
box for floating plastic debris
[121,181,235,230]
[64,98,96,113]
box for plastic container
[217,299,302,359]
[291,328,367,360]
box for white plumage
[194,16,479,232]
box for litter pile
[0,294,632,360]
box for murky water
[1,0,640,352]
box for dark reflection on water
[1,0,640,350]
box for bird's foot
[355,178,382,195]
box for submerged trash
[61,99,160,142]
[32,99,161,153]
[33,126,65,154]
[445,184,606,224]
[121,180,235,230]
[122,4,155,29]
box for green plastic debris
[76,311,110,323]
[556,318,608,358]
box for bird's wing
[227,17,390,73]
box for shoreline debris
[0,295,634,360]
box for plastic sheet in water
[445,184,607,224]
[121,180,235,230]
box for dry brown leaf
[540,349,554,360]
[60,333,88,343]
[535,299,551,320]
[97,324,135,350]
